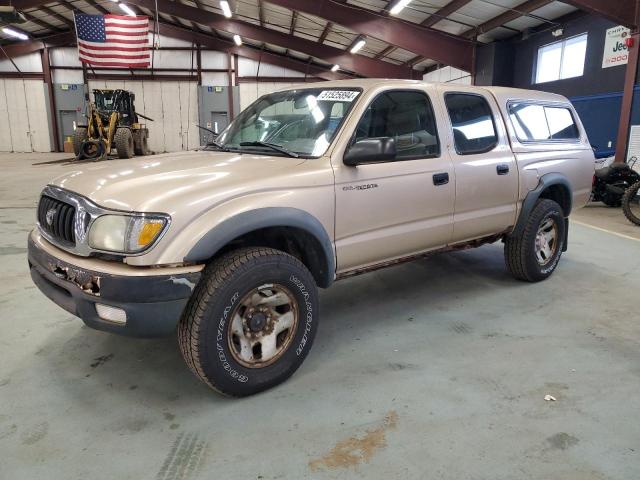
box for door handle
[497,164,510,175]
[433,172,449,186]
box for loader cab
[92,89,138,126]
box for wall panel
[4,80,32,152]
[0,80,13,151]
[24,80,52,152]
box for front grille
[38,195,76,245]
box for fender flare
[183,207,335,287]
[512,172,572,238]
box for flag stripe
[105,27,149,34]
[79,39,148,47]
[79,45,149,53]
[79,49,150,60]
[79,56,151,66]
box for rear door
[438,86,519,242]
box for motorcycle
[622,180,640,226]
[591,156,640,207]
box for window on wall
[535,34,588,84]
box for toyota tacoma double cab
[28,80,595,396]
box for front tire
[505,199,565,282]
[114,128,134,159]
[178,247,319,397]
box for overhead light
[233,34,242,46]
[389,0,412,15]
[331,64,339,72]
[2,27,28,40]
[119,3,136,16]
[350,36,366,54]
[220,0,232,18]
[551,28,564,37]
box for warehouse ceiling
[0,0,621,76]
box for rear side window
[509,103,580,142]
[445,93,498,155]
[353,90,440,160]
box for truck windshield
[216,88,361,157]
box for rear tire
[73,127,87,157]
[622,181,640,226]
[114,128,134,159]
[133,129,150,156]
[178,247,319,397]
[505,199,565,282]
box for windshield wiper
[239,141,299,158]
[195,124,229,151]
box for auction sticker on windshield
[317,90,360,102]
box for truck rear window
[509,103,580,142]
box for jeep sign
[602,25,631,69]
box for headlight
[88,214,168,253]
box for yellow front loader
[74,89,152,161]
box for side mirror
[343,137,397,166]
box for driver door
[332,89,455,273]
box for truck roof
[281,78,570,104]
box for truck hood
[50,150,308,213]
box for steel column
[615,32,640,163]
[40,47,60,152]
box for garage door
[0,79,52,153]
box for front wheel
[178,247,319,397]
[622,181,640,226]
[505,199,565,282]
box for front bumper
[28,231,203,337]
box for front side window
[535,34,588,84]
[509,103,580,142]
[352,90,439,160]
[216,88,360,157]
[445,93,498,155]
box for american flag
[74,13,150,68]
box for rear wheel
[133,128,150,156]
[73,127,87,157]
[114,128,134,159]
[178,247,319,397]
[505,199,565,282]
[622,181,640,226]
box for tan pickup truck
[28,79,595,396]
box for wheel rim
[534,217,558,266]
[227,283,298,368]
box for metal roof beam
[0,31,76,59]
[265,0,474,71]
[562,0,639,29]
[125,0,414,78]
[156,22,347,80]
[463,0,552,38]
[422,0,474,28]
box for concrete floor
[1,152,639,480]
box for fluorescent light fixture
[2,27,28,40]
[119,3,136,16]
[331,64,340,72]
[233,34,242,46]
[220,0,232,18]
[389,0,412,15]
[350,37,366,54]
